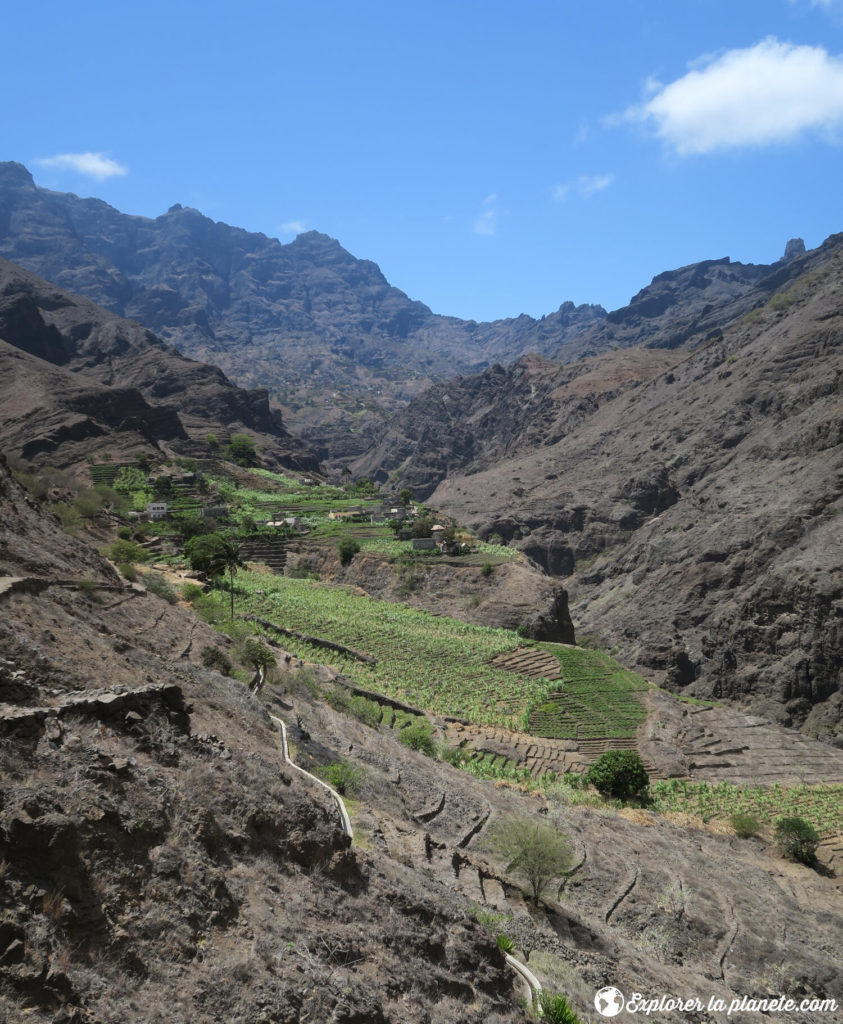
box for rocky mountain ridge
[0,161,797,460]
[0,257,317,471]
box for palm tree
[204,537,243,622]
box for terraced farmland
[210,572,652,739]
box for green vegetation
[585,750,650,802]
[142,571,178,604]
[730,812,760,838]
[487,816,574,903]
[195,569,650,737]
[227,433,258,466]
[200,645,233,676]
[338,536,361,566]
[538,991,585,1024]
[651,779,843,837]
[316,761,364,796]
[775,816,819,864]
[398,718,436,756]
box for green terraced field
[204,571,651,738]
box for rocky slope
[364,234,843,740]
[2,453,842,1024]
[0,258,317,471]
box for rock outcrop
[0,257,318,470]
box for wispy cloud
[626,38,843,154]
[473,193,498,236]
[280,219,308,235]
[34,152,128,180]
[552,174,615,202]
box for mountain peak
[0,161,35,189]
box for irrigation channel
[269,714,543,1013]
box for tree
[412,515,434,538]
[241,637,276,694]
[775,816,819,865]
[184,534,243,620]
[586,749,650,802]
[488,816,574,904]
[227,433,258,467]
[338,536,361,566]
[398,488,413,506]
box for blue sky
[6,0,843,320]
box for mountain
[359,233,843,740]
[0,161,607,458]
[0,257,318,471]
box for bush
[116,526,133,540]
[201,645,233,676]
[348,694,382,728]
[731,812,760,838]
[538,991,585,1024]
[495,934,514,953]
[227,433,258,467]
[399,718,437,756]
[338,537,361,566]
[775,816,819,864]
[108,538,150,564]
[586,749,650,802]
[181,582,205,603]
[481,561,493,578]
[118,562,137,582]
[143,571,178,604]
[488,816,574,904]
[316,761,363,796]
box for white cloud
[579,173,614,196]
[473,193,498,235]
[552,175,614,202]
[35,152,128,180]
[628,38,843,154]
[280,219,308,235]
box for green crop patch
[200,571,652,740]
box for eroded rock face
[0,258,318,470]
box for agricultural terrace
[651,779,843,839]
[206,571,650,734]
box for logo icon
[594,986,625,1017]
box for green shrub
[495,933,514,953]
[538,991,585,1024]
[143,571,178,604]
[399,718,436,756]
[227,433,258,467]
[52,502,81,532]
[775,816,819,864]
[72,489,107,519]
[201,645,233,676]
[338,537,361,566]
[438,744,465,766]
[348,694,382,728]
[481,561,493,578]
[108,538,150,564]
[586,749,649,802]
[181,582,205,603]
[731,812,760,838]
[116,526,133,540]
[118,562,138,582]
[316,761,363,796]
